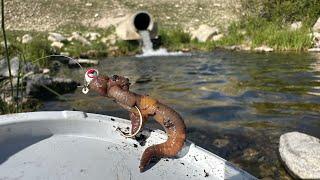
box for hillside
[4,0,242,32]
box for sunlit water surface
[41,51,320,179]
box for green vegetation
[222,0,320,51]
[220,18,312,51]
[159,28,191,50]
[243,0,320,27]
[115,40,140,55]
[159,28,216,51]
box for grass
[229,0,319,51]
[218,18,313,51]
[115,40,140,55]
[158,27,217,51]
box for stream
[40,51,320,179]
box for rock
[68,58,99,68]
[290,21,302,31]
[51,41,64,49]
[26,74,78,99]
[225,45,251,51]
[60,52,70,57]
[191,24,219,42]
[313,17,320,32]
[308,48,320,52]
[242,148,259,160]
[212,138,229,148]
[48,33,67,42]
[181,48,191,52]
[21,34,33,44]
[80,50,102,58]
[0,41,10,48]
[313,32,320,48]
[101,34,117,45]
[85,32,101,41]
[254,45,273,52]
[42,68,50,74]
[85,2,92,7]
[23,61,40,74]
[212,34,224,41]
[50,61,62,73]
[68,32,91,45]
[0,57,20,77]
[279,132,320,179]
[108,46,119,51]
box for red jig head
[82,68,99,94]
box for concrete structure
[116,11,158,40]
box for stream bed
[40,50,320,179]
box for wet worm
[89,75,186,172]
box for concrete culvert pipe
[133,12,151,31]
[116,11,157,40]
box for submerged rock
[279,132,320,179]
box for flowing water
[41,51,320,179]
[137,30,184,57]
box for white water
[137,30,186,57]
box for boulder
[308,48,320,52]
[0,57,40,78]
[21,34,33,44]
[212,34,224,41]
[68,32,91,45]
[51,41,64,49]
[313,17,320,32]
[0,41,10,48]
[279,132,320,179]
[191,24,219,42]
[290,21,302,31]
[26,74,78,99]
[225,45,251,51]
[0,57,20,77]
[313,32,320,48]
[42,68,50,74]
[48,33,67,42]
[101,34,117,45]
[85,32,101,41]
[254,45,273,52]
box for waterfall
[140,30,153,53]
[137,30,185,57]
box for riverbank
[2,0,320,63]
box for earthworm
[87,73,186,172]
